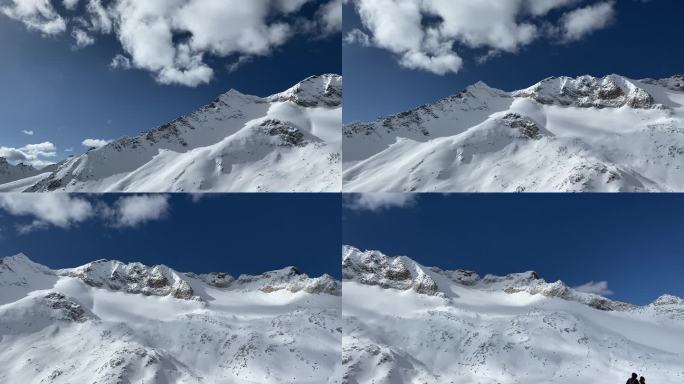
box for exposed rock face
[42,292,93,323]
[62,260,197,300]
[513,75,656,109]
[260,119,309,147]
[501,113,542,140]
[342,246,439,295]
[235,267,341,296]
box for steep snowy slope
[342,246,684,384]
[343,75,684,192]
[0,74,342,193]
[0,254,342,384]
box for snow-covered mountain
[0,74,342,193]
[0,157,56,186]
[343,75,684,192]
[0,254,342,384]
[342,246,684,383]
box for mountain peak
[652,294,684,306]
[269,74,342,107]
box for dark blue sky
[0,0,340,163]
[343,194,684,305]
[0,194,341,278]
[343,0,684,123]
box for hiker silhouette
[640,376,646,384]
[626,373,639,384]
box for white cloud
[63,0,80,10]
[560,1,615,42]
[348,0,615,75]
[0,194,172,233]
[2,0,342,87]
[0,141,57,168]
[0,194,94,230]
[344,29,371,46]
[345,193,417,211]
[21,130,34,136]
[71,27,95,48]
[574,280,614,296]
[110,54,132,70]
[112,195,170,227]
[318,0,342,34]
[0,0,67,35]
[81,138,110,148]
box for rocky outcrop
[342,246,439,295]
[514,75,656,109]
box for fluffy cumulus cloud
[346,0,616,75]
[574,280,614,296]
[0,194,94,230]
[0,141,57,168]
[1,0,341,86]
[81,138,110,148]
[345,193,417,211]
[110,195,170,227]
[0,194,172,234]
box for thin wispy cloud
[345,193,418,212]
[574,280,614,296]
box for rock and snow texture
[0,74,342,193]
[0,254,342,384]
[0,157,54,185]
[342,246,684,384]
[343,74,684,192]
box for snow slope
[0,254,342,384]
[0,74,342,192]
[343,75,684,192]
[342,246,684,384]
[0,157,55,186]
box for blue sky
[0,0,341,167]
[343,193,684,305]
[343,0,684,123]
[0,194,341,278]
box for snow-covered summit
[343,246,645,312]
[343,74,684,192]
[269,74,342,107]
[1,74,342,193]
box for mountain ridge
[343,74,684,192]
[0,74,342,193]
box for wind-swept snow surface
[342,246,684,384]
[0,254,342,384]
[343,75,684,192]
[0,74,342,192]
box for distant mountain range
[344,75,684,192]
